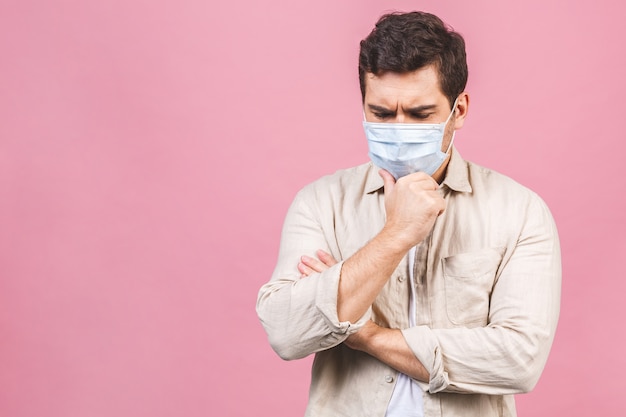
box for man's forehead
[364,68,445,105]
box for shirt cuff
[402,325,450,393]
[315,261,371,341]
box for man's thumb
[379,169,396,194]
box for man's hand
[298,249,337,277]
[296,170,446,324]
[379,169,446,250]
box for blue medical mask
[363,101,457,179]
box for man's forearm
[347,323,429,382]
[337,228,409,323]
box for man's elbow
[257,307,309,361]
[511,366,542,393]
[268,335,309,361]
[506,345,549,393]
[502,324,554,393]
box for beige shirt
[257,148,561,417]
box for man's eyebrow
[367,104,395,113]
[404,104,438,113]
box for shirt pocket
[442,248,504,326]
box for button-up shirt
[256,147,561,417]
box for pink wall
[1,1,624,415]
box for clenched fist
[379,169,446,250]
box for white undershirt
[385,246,424,417]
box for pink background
[1,1,624,416]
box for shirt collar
[364,146,473,194]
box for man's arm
[402,195,562,395]
[337,170,445,323]
[257,169,445,360]
[300,252,430,382]
[346,321,430,382]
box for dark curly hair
[358,11,468,108]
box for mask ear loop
[443,97,460,125]
[442,97,460,154]
[444,132,456,154]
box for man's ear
[453,92,469,130]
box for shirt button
[385,375,394,383]
[397,275,405,282]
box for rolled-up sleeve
[402,193,561,395]
[256,188,370,360]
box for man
[257,11,561,417]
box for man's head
[360,11,470,182]
[358,11,468,109]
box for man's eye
[411,113,431,120]
[373,113,392,120]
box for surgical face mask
[363,101,457,179]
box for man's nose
[393,112,406,123]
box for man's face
[363,65,468,181]
[363,65,466,154]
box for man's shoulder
[463,159,549,211]
[465,160,526,188]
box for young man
[257,11,561,417]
